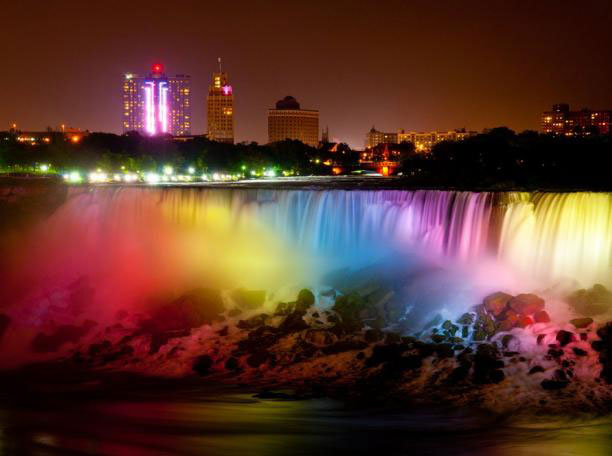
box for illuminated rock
[509,294,545,315]
[483,292,512,316]
[570,317,594,328]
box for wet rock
[472,328,487,341]
[461,326,469,338]
[31,320,97,353]
[193,355,214,376]
[364,328,384,343]
[225,356,239,370]
[548,347,564,358]
[537,334,546,345]
[296,289,315,312]
[529,365,545,375]
[246,350,270,368]
[572,347,587,356]
[556,330,575,347]
[379,355,423,378]
[236,326,280,353]
[321,339,368,355]
[534,310,551,323]
[541,370,569,390]
[594,322,612,383]
[365,343,407,367]
[517,315,534,328]
[472,344,505,384]
[232,289,266,310]
[217,326,229,336]
[433,343,454,359]
[88,340,112,357]
[332,293,366,333]
[384,332,401,344]
[483,292,513,316]
[431,334,446,343]
[449,365,470,383]
[457,313,475,326]
[568,284,612,317]
[303,329,337,347]
[278,310,309,333]
[0,313,10,343]
[144,288,224,335]
[509,294,545,315]
[274,302,295,316]
[497,311,519,331]
[237,314,269,330]
[570,318,594,329]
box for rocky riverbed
[4,276,612,416]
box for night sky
[2,0,611,148]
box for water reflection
[2,387,612,456]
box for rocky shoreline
[5,279,612,415]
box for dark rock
[461,326,469,338]
[473,343,505,384]
[31,320,97,353]
[431,334,446,343]
[580,333,588,341]
[379,355,422,378]
[193,355,214,376]
[246,350,269,368]
[296,289,315,312]
[449,365,470,383]
[572,347,587,356]
[433,343,454,359]
[88,340,112,357]
[484,292,513,316]
[232,289,266,310]
[385,332,401,344]
[274,302,295,316]
[570,318,594,329]
[278,310,309,333]
[236,326,280,353]
[497,311,519,332]
[237,314,269,330]
[534,310,551,323]
[312,312,320,318]
[548,347,564,358]
[568,285,612,317]
[365,343,407,367]
[537,334,546,345]
[457,313,475,326]
[144,288,224,335]
[225,356,239,370]
[556,330,575,347]
[356,351,365,360]
[322,339,368,355]
[529,365,545,375]
[472,329,487,341]
[501,334,515,348]
[333,293,366,333]
[303,329,337,347]
[541,370,569,390]
[217,326,229,336]
[364,328,384,343]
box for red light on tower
[152,63,163,73]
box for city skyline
[1,0,612,148]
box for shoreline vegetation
[2,127,612,191]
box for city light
[163,165,173,176]
[188,166,195,174]
[145,172,160,184]
[39,164,49,172]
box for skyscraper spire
[218,57,222,72]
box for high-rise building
[397,129,477,152]
[365,127,398,149]
[268,96,319,147]
[206,60,234,143]
[542,103,611,136]
[122,63,191,136]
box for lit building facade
[542,103,611,136]
[206,68,234,143]
[397,129,476,152]
[268,96,319,147]
[365,127,398,149]
[122,64,191,136]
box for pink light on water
[145,81,156,135]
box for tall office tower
[206,59,234,143]
[268,96,319,147]
[122,63,191,136]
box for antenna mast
[218,57,222,72]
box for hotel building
[542,103,611,136]
[206,64,234,143]
[122,64,191,136]
[268,96,319,147]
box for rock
[529,365,545,375]
[332,293,366,333]
[572,347,587,356]
[449,365,470,383]
[570,318,593,329]
[144,288,224,335]
[517,315,534,328]
[433,343,454,359]
[0,313,10,343]
[225,357,240,370]
[534,310,551,323]
[548,347,564,358]
[497,311,519,332]
[461,326,469,338]
[431,334,446,343]
[217,326,229,336]
[365,343,407,367]
[274,302,295,316]
[246,350,270,368]
[303,329,337,347]
[321,339,368,355]
[232,289,266,310]
[192,355,213,376]
[472,328,487,341]
[278,310,309,333]
[472,344,505,384]
[537,334,546,345]
[457,313,475,326]
[384,332,401,344]
[541,370,569,390]
[31,320,97,353]
[509,294,545,315]
[556,330,575,347]
[237,314,269,330]
[296,289,315,312]
[567,285,612,317]
[364,328,384,343]
[483,292,513,316]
